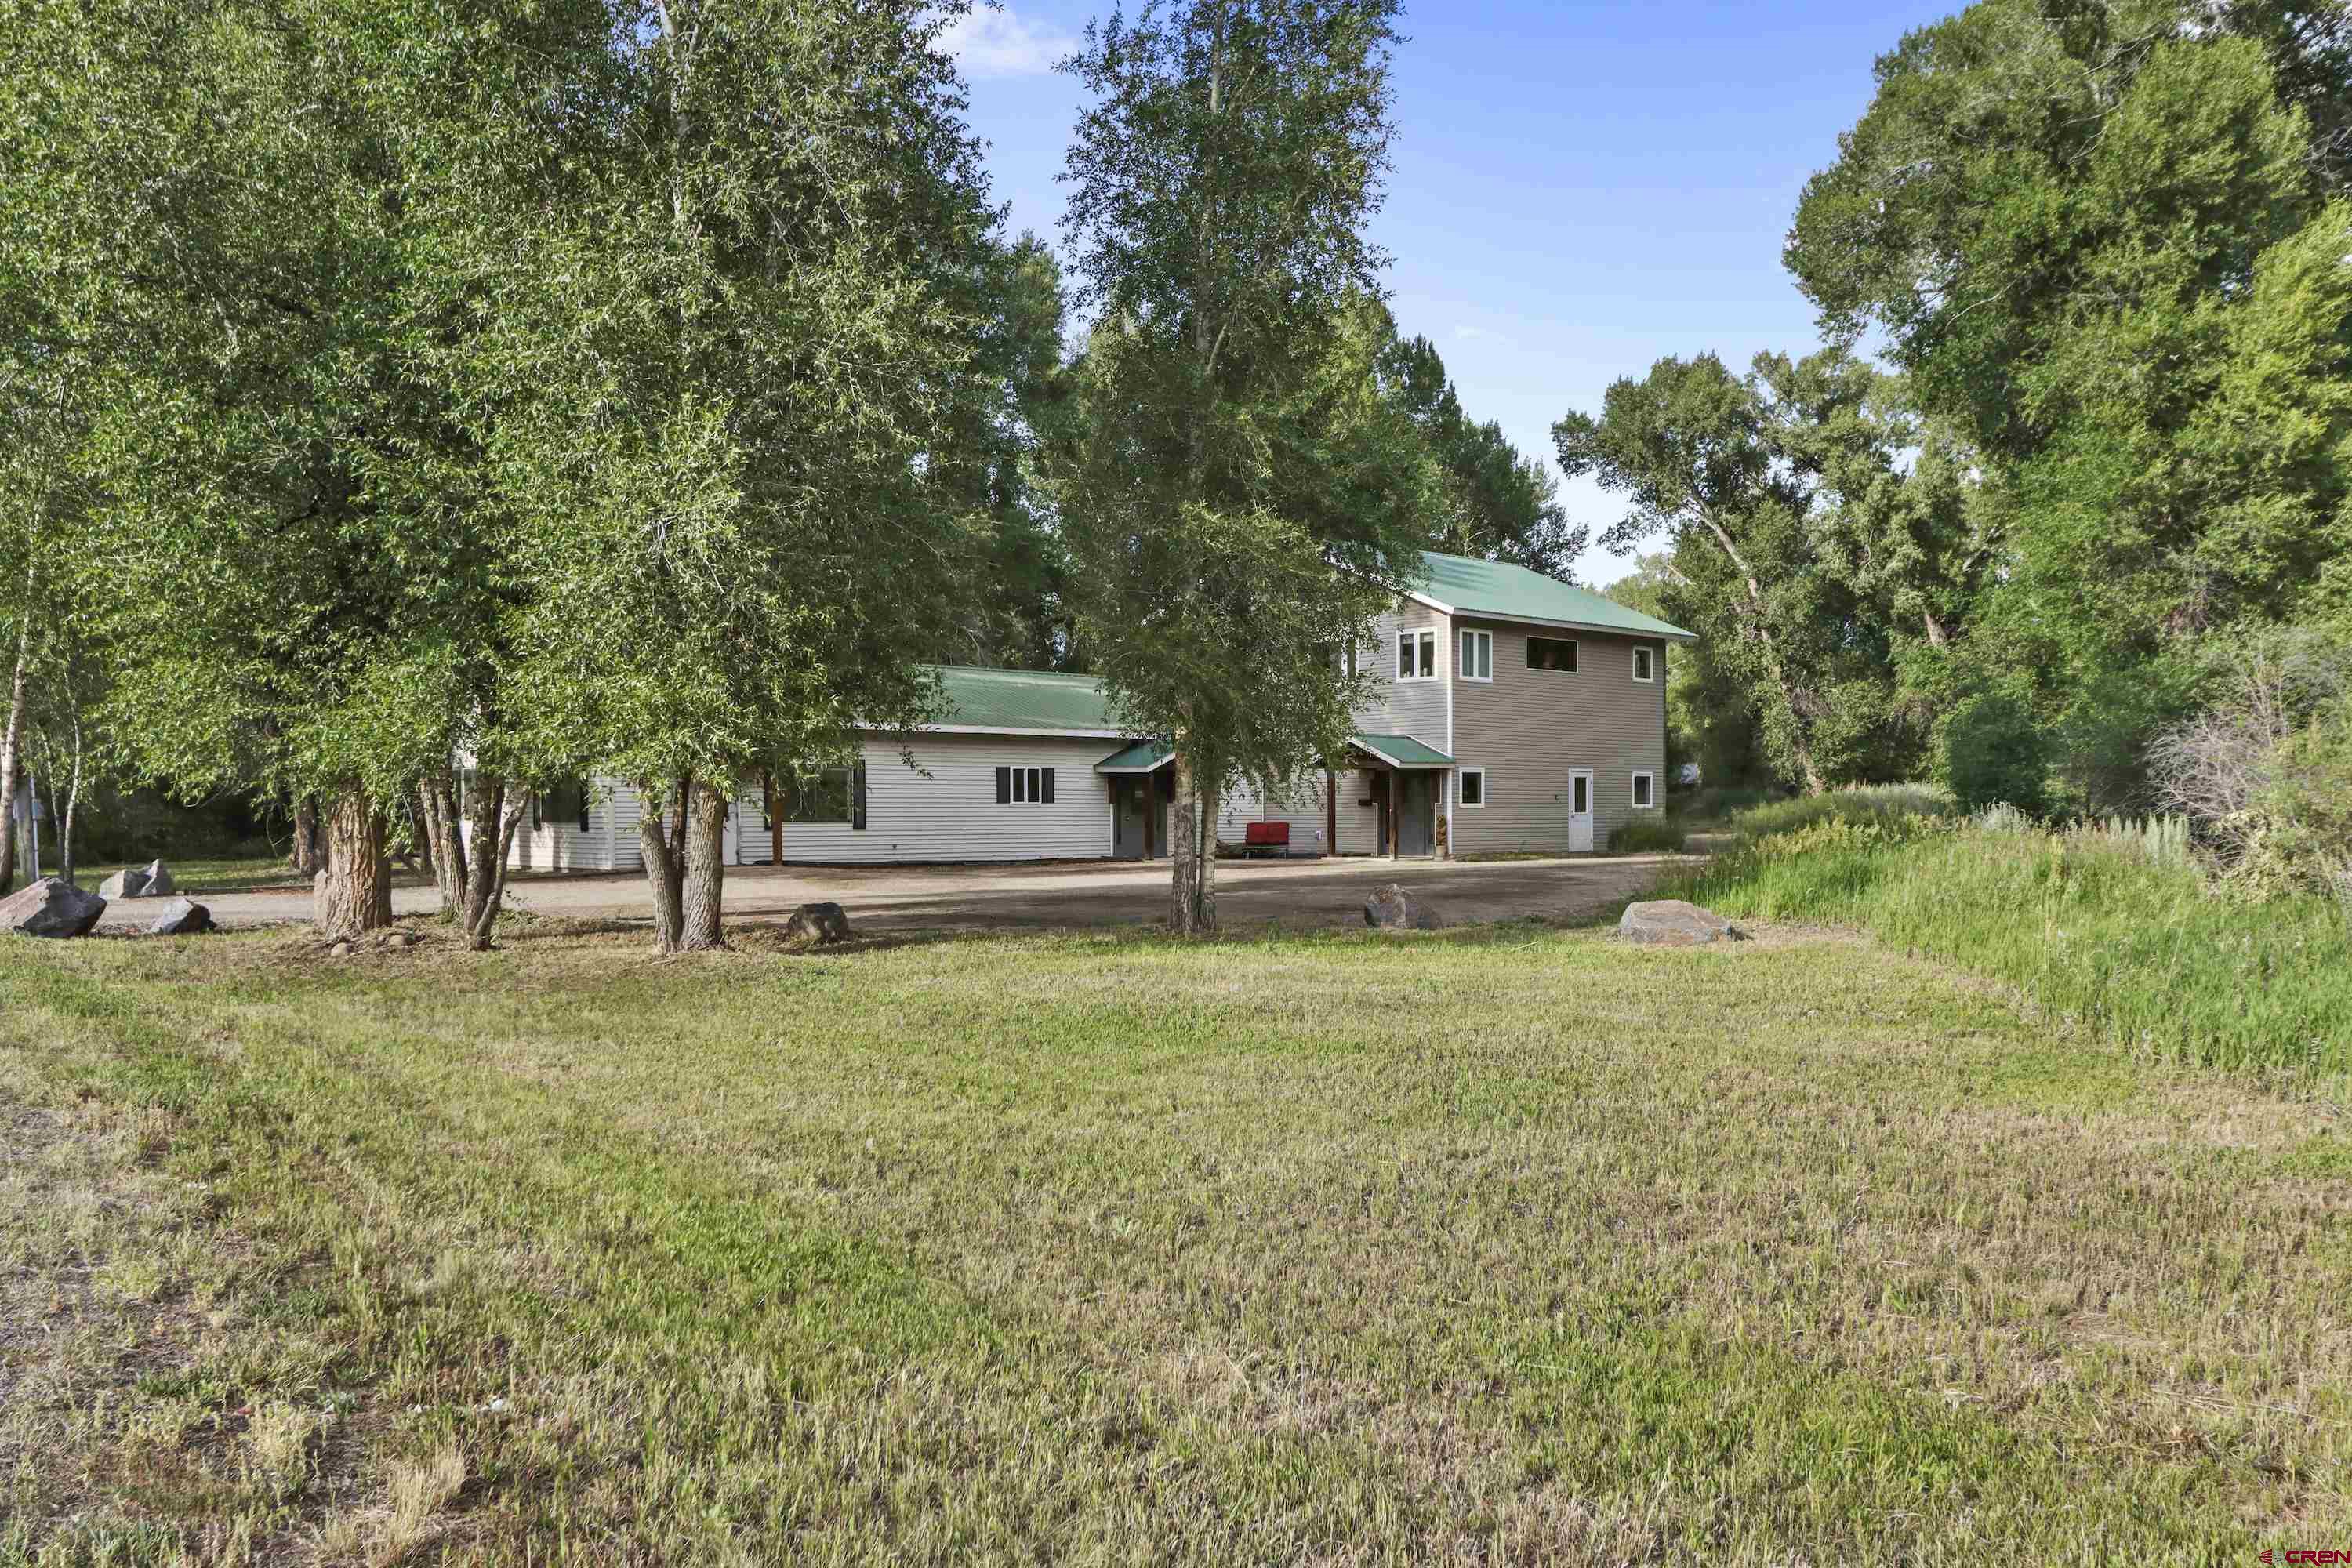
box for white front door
[1567,769,1594,852]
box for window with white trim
[1632,646,1657,683]
[1457,767,1486,808]
[1458,629,1492,682]
[1631,771,1657,810]
[994,765,1056,806]
[1395,628,1436,681]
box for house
[499,550,1691,871]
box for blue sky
[942,0,1955,584]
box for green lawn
[64,855,311,895]
[2,919,2347,1563]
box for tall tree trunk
[639,776,688,952]
[56,707,81,886]
[315,786,392,938]
[460,775,525,950]
[1169,752,1200,936]
[292,795,322,877]
[0,615,29,895]
[419,773,467,916]
[678,779,728,950]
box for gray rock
[328,940,353,959]
[138,861,176,898]
[385,931,419,948]
[98,867,150,899]
[1,877,109,938]
[1617,899,1743,946]
[782,902,854,946]
[145,898,216,936]
[1363,883,1442,931]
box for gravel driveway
[91,854,1687,935]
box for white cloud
[938,6,1078,81]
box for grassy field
[64,856,314,895]
[1671,800,2352,1079]
[3,918,2348,1563]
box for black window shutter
[532,791,544,832]
[853,762,867,829]
[996,766,1011,804]
[1041,767,1055,804]
[578,783,591,833]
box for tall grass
[1676,799,2352,1077]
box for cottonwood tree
[1379,321,1588,579]
[1058,0,1436,935]
[464,0,997,951]
[1788,2,2352,794]
[5,0,610,941]
[1556,349,1971,793]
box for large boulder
[1,877,108,939]
[1617,899,1741,946]
[138,861,176,898]
[98,866,150,899]
[1363,883,1442,931]
[782,902,854,946]
[144,898,216,936]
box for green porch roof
[1412,550,1694,641]
[1094,741,1174,773]
[1351,734,1455,768]
[927,665,1122,733]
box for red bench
[1242,822,1290,856]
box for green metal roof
[1352,734,1456,768]
[927,666,1123,733]
[1412,550,1693,641]
[1094,741,1174,772]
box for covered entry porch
[1095,742,1174,860]
[1338,734,1455,860]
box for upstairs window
[1528,636,1579,673]
[1458,629,1492,682]
[1396,628,1436,681]
[1632,646,1657,683]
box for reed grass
[1676,800,2352,1079]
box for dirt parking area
[93,853,1688,935]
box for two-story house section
[1340,550,1695,858]
[480,553,1691,870]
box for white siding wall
[731,734,1119,865]
[1215,778,1329,856]
[506,782,647,873]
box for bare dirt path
[93,853,1690,935]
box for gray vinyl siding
[1354,601,1450,746]
[1447,621,1668,855]
[731,733,1119,865]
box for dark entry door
[1112,777,1148,859]
[1396,771,1433,856]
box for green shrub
[1610,818,1689,854]
[1938,690,2053,815]
[1669,812,2352,1077]
[1725,783,1954,844]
